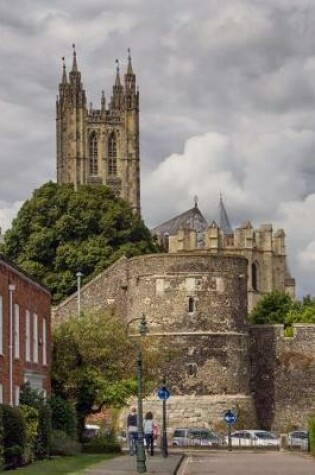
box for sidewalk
[82,452,184,475]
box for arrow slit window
[188,297,195,313]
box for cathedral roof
[219,195,233,234]
[151,205,208,236]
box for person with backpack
[126,406,138,455]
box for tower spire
[115,59,121,86]
[127,48,133,75]
[101,90,106,112]
[61,56,68,84]
[72,43,78,71]
[219,194,233,234]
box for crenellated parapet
[153,203,295,312]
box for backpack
[127,413,137,427]
[152,423,159,439]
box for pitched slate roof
[219,195,233,235]
[151,205,208,236]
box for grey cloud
[1,0,315,297]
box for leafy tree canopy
[250,291,315,326]
[1,182,159,303]
[51,310,159,436]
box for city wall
[250,324,315,431]
[53,254,315,432]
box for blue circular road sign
[223,409,236,425]
[157,386,170,400]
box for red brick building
[0,256,51,405]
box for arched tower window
[252,262,259,291]
[188,297,195,313]
[108,133,117,176]
[89,132,98,175]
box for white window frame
[0,295,3,355]
[14,303,20,359]
[25,310,31,362]
[33,313,38,363]
[42,317,47,366]
[14,385,20,406]
[0,383,3,403]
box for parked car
[225,430,280,447]
[83,424,101,439]
[171,427,220,447]
[287,431,309,449]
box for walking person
[144,411,156,456]
[126,406,138,455]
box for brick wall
[0,258,51,404]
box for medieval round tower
[54,252,257,429]
[125,253,257,429]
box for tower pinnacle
[61,57,68,84]
[127,48,133,75]
[72,43,78,71]
[219,194,233,234]
[115,59,121,86]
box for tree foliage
[51,310,159,437]
[1,182,159,303]
[250,291,315,326]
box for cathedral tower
[56,46,140,213]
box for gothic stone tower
[56,46,140,213]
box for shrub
[309,416,315,455]
[20,382,45,408]
[49,395,77,439]
[82,434,121,454]
[34,403,52,460]
[51,430,81,456]
[19,405,39,464]
[2,405,26,469]
[4,445,24,469]
[0,405,4,470]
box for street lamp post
[126,314,148,473]
[8,284,15,406]
[76,271,83,316]
[136,314,148,474]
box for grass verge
[15,453,118,474]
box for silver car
[225,430,280,447]
[171,428,220,447]
[287,431,309,449]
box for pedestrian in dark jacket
[127,406,138,455]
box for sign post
[157,384,170,457]
[223,410,236,451]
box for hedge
[309,416,315,455]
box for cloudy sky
[1,0,315,297]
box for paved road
[179,451,315,475]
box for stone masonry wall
[125,253,248,333]
[250,324,315,432]
[53,257,128,323]
[54,253,258,428]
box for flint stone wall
[250,324,315,431]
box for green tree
[1,182,159,303]
[51,310,158,439]
[250,291,315,326]
[250,291,293,324]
